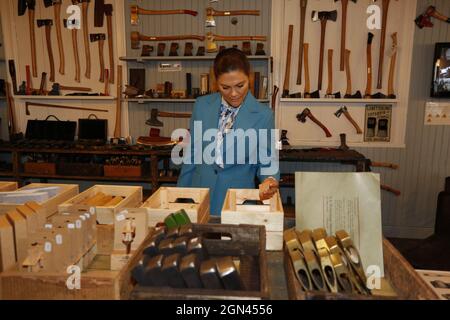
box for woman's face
[217,70,249,108]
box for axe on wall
[43,0,65,75]
[205,7,260,27]
[37,19,55,83]
[297,108,332,138]
[131,32,205,50]
[364,33,374,98]
[146,109,192,127]
[335,106,363,134]
[90,33,106,82]
[206,33,267,53]
[18,0,37,77]
[335,0,357,71]
[131,5,198,25]
[64,19,81,82]
[415,5,450,29]
[296,0,308,85]
[73,0,91,79]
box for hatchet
[364,33,374,98]
[297,108,332,138]
[131,32,205,50]
[335,106,363,134]
[344,49,362,99]
[205,7,260,28]
[64,19,80,82]
[206,33,267,53]
[131,5,198,25]
[90,33,106,82]
[335,0,357,71]
[73,0,91,79]
[325,49,341,98]
[44,0,65,75]
[415,5,450,29]
[18,0,37,77]
[312,10,337,91]
[37,19,55,83]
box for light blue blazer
[177,92,280,216]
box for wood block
[25,202,47,227]
[24,231,58,272]
[142,187,210,226]
[113,208,148,252]
[110,250,133,271]
[16,206,39,236]
[5,210,28,262]
[222,189,284,251]
[0,216,17,272]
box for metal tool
[158,238,175,256]
[205,7,260,27]
[200,259,223,289]
[180,254,203,289]
[161,253,186,288]
[312,229,339,293]
[144,254,168,287]
[216,257,244,291]
[289,248,313,291]
[172,236,189,255]
[187,236,207,261]
[303,249,327,291]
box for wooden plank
[5,210,28,263]
[0,182,18,192]
[0,215,15,272]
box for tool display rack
[122,0,273,139]
[0,144,175,193]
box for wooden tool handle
[139,8,198,16]
[107,14,114,84]
[327,49,333,95]
[318,19,327,91]
[365,40,373,97]
[211,9,260,16]
[381,184,401,196]
[296,0,307,85]
[104,69,109,95]
[45,26,55,83]
[377,0,390,89]
[72,29,81,83]
[308,112,332,138]
[99,39,105,83]
[29,9,37,77]
[5,82,17,136]
[340,0,349,71]
[283,25,294,95]
[304,43,310,94]
[430,9,450,22]
[140,34,205,41]
[82,2,91,79]
[59,86,92,92]
[345,49,352,95]
[26,101,108,112]
[114,65,123,138]
[343,110,363,134]
[388,33,398,97]
[158,111,192,118]
[39,72,47,95]
[54,3,65,75]
[371,162,399,169]
[213,35,267,41]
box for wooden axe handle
[29,9,37,77]
[283,25,294,95]
[303,43,310,94]
[72,29,81,83]
[381,184,401,196]
[158,111,192,118]
[296,0,307,85]
[114,65,123,138]
[343,109,363,134]
[106,13,114,84]
[44,25,55,83]
[339,0,349,71]
[371,162,399,169]
[212,34,267,41]
[327,49,333,95]
[82,2,91,79]
[5,82,17,136]
[54,3,65,75]
[59,85,92,92]
[388,33,398,97]
[138,33,205,41]
[318,19,327,91]
[345,49,352,95]
[98,39,105,83]
[210,9,260,16]
[365,38,373,97]
[377,0,390,89]
[26,102,108,113]
[138,7,198,16]
[307,112,332,137]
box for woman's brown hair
[213,48,251,78]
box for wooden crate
[58,185,143,225]
[141,187,210,226]
[221,189,284,251]
[0,233,152,300]
[0,183,79,218]
[130,223,270,300]
[284,238,440,300]
[0,182,18,192]
[104,165,143,178]
[24,162,56,175]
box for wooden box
[24,162,56,175]
[141,187,210,226]
[0,233,152,300]
[104,165,143,178]
[221,189,284,251]
[57,163,103,177]
[58,185,143,225]
[284,239,440,300]
[0,183,79,218]
[0,182,18,192]
[130,223,270,300]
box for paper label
[45,224,53,229]
[89,207,96,215]
[79,215,86,221]
[56,234,63,245]
[68,223,75,229]
[75,220,82,229]
[44,242,52,253]
[116,214,126,222]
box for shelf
[19,173,152,182]
[13,96,116,101]
[280,98,398,104]
[158,176,178,182]
[125,98,270,104]
[120,56,271,62]
[0,171,13,177]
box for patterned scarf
[215,98,240,168]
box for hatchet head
[94,0,106,27]
[367,32,374,45]
[415,12,433,29]
[205,7,216,27]
[334,106,348,118]
[18,0,36,16]
[206,32,218,53]
[297,108,311,123]
[130,5,139,25]
[312,10,338,22]
[130,31,141,50]
[334,0,358,3]
[104,4,113,16]
[43,0,62,8]
[90,33,106,42]
[37,19,53,27]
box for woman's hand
[259,177,279,201]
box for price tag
[75,220,82,229]
[45,224,53,229]
[56,234,63,245]
[84,213,90,219]
[68,223,75,229]
[44,242,52,253]
[116,214,126,222]
[89,207,96,215]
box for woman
[177,48,279,216]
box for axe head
[130,5,139,25]
[334,0,357,3]
[19,0,36,16]
[205,8,216,27]
[415,14,433,29]
[104,4,113,16]
[90,33,105,42]
[334,106,348,118]
[297,109,311,123]
[130,31,140,50]
[43,0,61,7]
[94,0,105,27]
[37,19,53,27]
[313,10,337,22]
[368,32,374,44]
[206,33,218,53]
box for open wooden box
[141,187,210,226]
[58,185,143,225]
[130,224,270,300]
[284,239,440,300]
[0,232,152,300]
[0,183,79,217]
[221,189,284,251]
